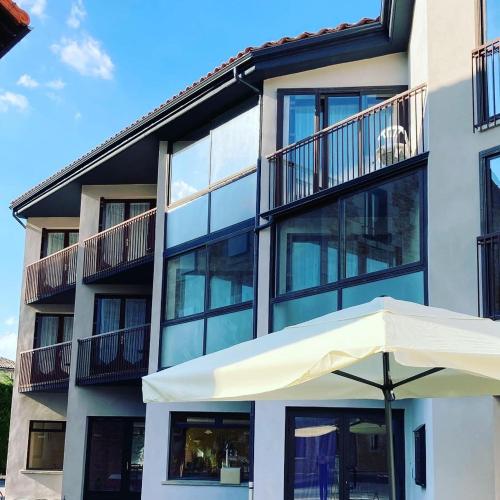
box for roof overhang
[11,0,415,219]
[0,0,30,59]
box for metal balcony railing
[25,244,78,304]
[18,342,71,392]
[83,208,156,282]
[76,324,150,385]
[477,232,500,319]
[473,38,500,131]
[267,85,427,210]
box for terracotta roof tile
[0,357,15,370]
[11,16,379,209]
[0,0,30,26]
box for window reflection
[161,320,204,367]
[485,0,500,42]
[166,195,208,248]
[206,309,253,354]
[209,233,254,309]
[485,155,500,233]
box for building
[0,358,14,380]
[5,0,500,498]
[0,0,30,59]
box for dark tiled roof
[10,16,378,209]
[0,0,30,26]
[0,357,15,370]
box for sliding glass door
[285,408,404,500]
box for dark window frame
[92,294,152,335]
[160,223,255,369]
[269,164,428,331]
[284,407,405,500]
[26,420,66,471]
[34,313,74,348]
[98,198,156,232]
[480,145,500,234]
[168,411,251,482]
[40,229,79,258]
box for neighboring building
[5,0,500,499]
[0,358,14,380]
[0,0,30,59]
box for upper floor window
[94,295,151,335]
[41,229,78,258]
[280,90,399,148]
[482,0,500,43]
[34,314,73,348]
[100,199,155,231]
[161,230,254,367]
[481,151,500,233]
[27,421,66,471]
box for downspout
[12,210,26,228]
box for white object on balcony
[220,467,241,484]
[376,125,410,166]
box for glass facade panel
[166,249,206,320]
[210,174,256,232]
[206,308,253,354]
[169,413,250,481]
[27,421,65,470]
[210,106,259,183]
[277,202,339,295]
[273,290,338,331]
[344,173,420,278]
[342,271,425,309]
[485,155,500,233]
[283,95,316,146]
[170,137,211,203]
[485,0,500,41]
[161,320,204,367]
[166,195,208,248]
[209,233,253,309]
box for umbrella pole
[383,353,397,500]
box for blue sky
[0,0,381,359]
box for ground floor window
[169,412,250,483]
[27,421,66,470]
[285,408,404,500]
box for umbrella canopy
[143,297,500,403]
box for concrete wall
[6,217,78,500]
[61,184,156,500]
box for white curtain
[97,298,121,363]
[127,202,151,262]
[124,299,147,363]
[102,203,125,267]
[37,316,59,374]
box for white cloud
[46,78,66,90]
[171,180,198,200]
[0,331,17,361]
[51,36,114,80]
[4,317,17,327]
[17,74,39,88]
[67,0,86,28]
[0,91,29,112]
[74,111,82,120]
[18,0,47,19]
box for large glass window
[34,314,73,348]
[100,199,155,231]
[169,413,250,482]
[162,231,254,367]
[94,295,150,334]
[273,170,425,331]
[283,94,316,146]
[41,229,79,258]
[27,421,66,470]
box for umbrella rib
[391,367,445,390]
[333,370,384,390]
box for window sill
[162,479,249,488]
[20,469,63,475]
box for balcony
[83,208,156,284]
[473,38,500,131]
[267,85,427,212]
[76,324,150,385]
[18,342,71,392]
[477,232,500,319]
[25,244,78,304]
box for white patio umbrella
[143,297,500,500]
